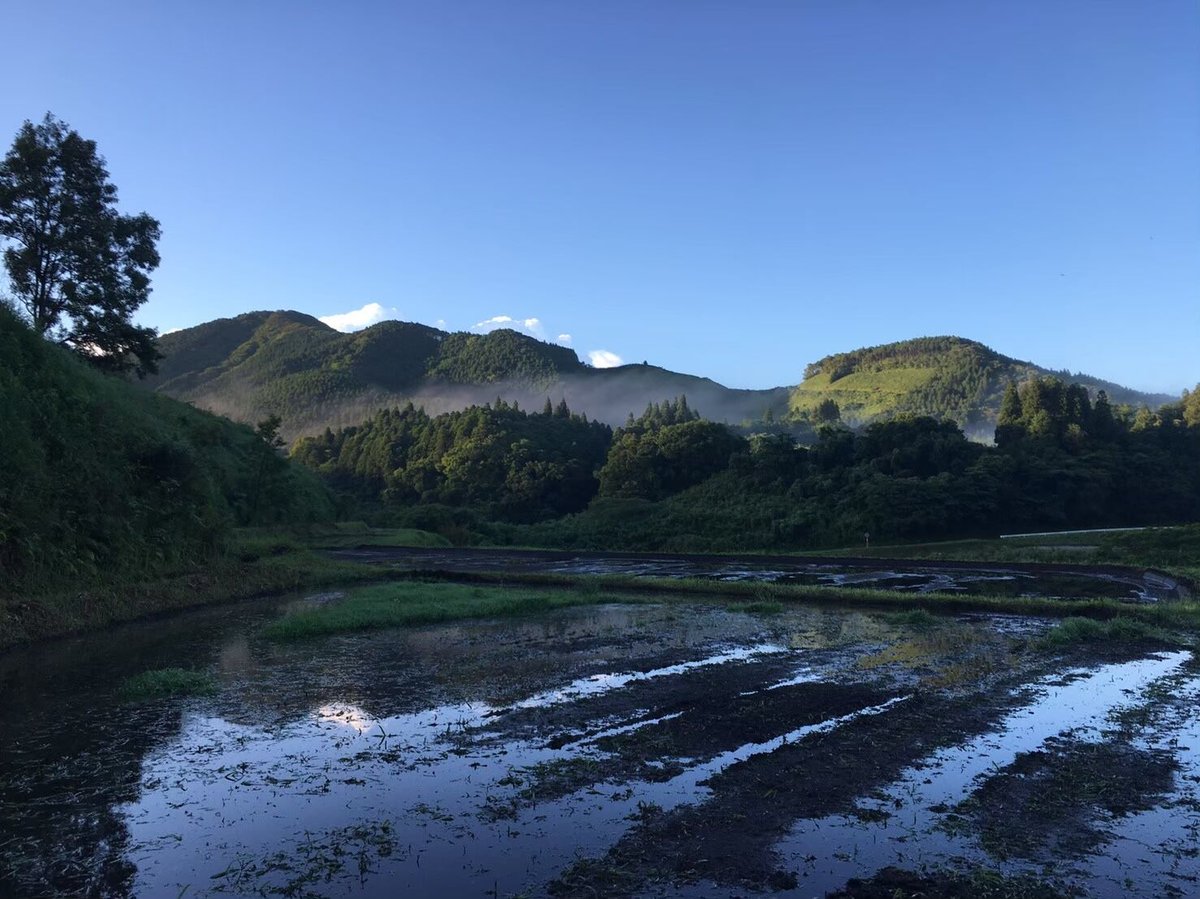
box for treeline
[294,379,1200,551]
[291,398,612,523]
[0,306,333,597]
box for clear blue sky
[4,1,1198,393]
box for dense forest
[0,306,333,598]
[294,382,1200,552]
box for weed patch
[119,668,217,701]
[262,582,635,640]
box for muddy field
[1,593,1198,898]
[329,545,1186,602]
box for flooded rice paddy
[330,546,1186,602]
[1,591,1198,898]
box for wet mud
[1,594,1197,898]
[330,545,1185,601]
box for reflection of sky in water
[5,594,1196,899]
[760,652,1196,899]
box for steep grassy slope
[0,307,333,603]
[789,336,1172,435]
[147,312,789,439]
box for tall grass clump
[119,668,218,701]
[1038,616,1170,647]
[262,582,631,640]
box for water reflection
[0,593,1195,898]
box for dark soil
[548,680,1041,897]
[827,866,1075,898]
[945,736,1179,860]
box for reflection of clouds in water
[315,702,376,734]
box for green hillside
[147,312,789,439]
[147,316,1171,443]
[0,306,333,604]
[789,336,1172,434]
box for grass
[788,367,938,419]
[0,533,387,651]
[261,581,638,640]
[300,522,452,549]
[119,667,217,701]
[884,608,944,630]
[810,525,1200,587]
[397,567,1200,631]
[728,600,785,614]
[1038,616,1172,648]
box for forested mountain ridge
[147,313,1172,442]
[146,311,790,440]
[790,336,1173,436]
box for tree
[0,113,162,375]
[815,398,841,423]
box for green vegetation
[789,335,1171,432]
[0,306,333,593]
[119,667,217,701]
[884,609,944,630]
[502,385,1200,551]
[0,307,350,647]
[0,114,161,375]
[291,398,611,523]
[0,530,388,650]
[728,600,785,614]
[288,372,1198,554]
[813,525,1200,586]
[1038,616,1171,647]
[262,581,634,640]
[144,313,598,439]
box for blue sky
[3,1,1197,392]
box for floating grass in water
[728,600,785,615]
[262,581,635,640]
[883,608,944,630]
[1038,616,1170,647]
[119,668,217,701]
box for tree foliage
[291,398,612,523]
[0,114,162,375]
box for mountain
[146,314,1174,442]
[789,336,1175,438]
[146,311,790,440]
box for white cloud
[435,319,447,329]
[474,314,515,331]
[319,302,393,332]
[473,314,549,341]
[588,349,623,368]
[556,333,573,346]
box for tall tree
[0,114,162,375]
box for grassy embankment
[261,566,1200,646]
[255,521,1200,643]
[810,525,1200,585]
[0,524,446,651]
